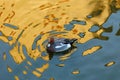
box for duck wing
[54,42,71,52]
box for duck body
[46,37,77,60]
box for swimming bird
[46,37,77,60]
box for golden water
[0,0,120,79]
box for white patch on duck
[47,44,51,47]
[55,43,71,49]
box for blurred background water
[0,9,120,80]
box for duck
[46,37,77,60]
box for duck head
[49,37,54,44]
[46,37,55,52]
